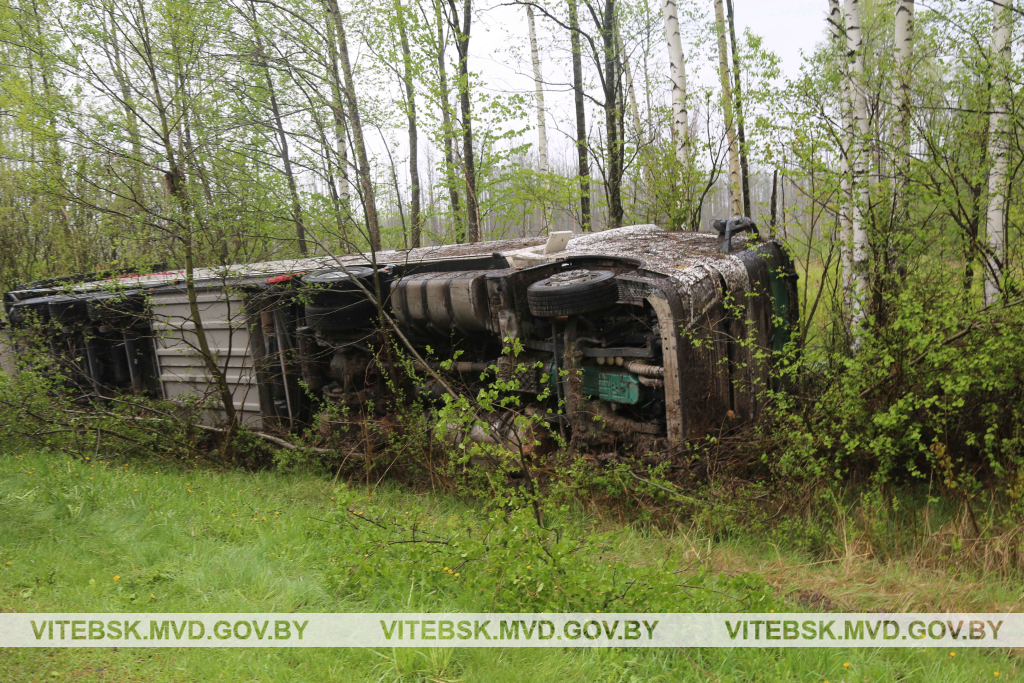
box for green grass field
[0,450,1019,682]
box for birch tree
[322,0,353,247]
[713,0,741,217]
[526,4,549,175]
[845,0,870,330]
[663,0,689,164]
[894,0,914,196]
[828,0,853,296]
[984,0,1014,304]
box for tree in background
[713,0,741,217]
[984,0,1014,304]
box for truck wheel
[304,267,381,332]
[526,269,618,317]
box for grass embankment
[0,450,1018,682]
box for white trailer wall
[148,286,262,427]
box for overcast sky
[723,0,832,76]
[448,0,835,163]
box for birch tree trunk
[663,0,689,164]
[713,0,741,217]
[568,0,591,231]
[828,0,854,298]
[526,5,549,174]
[845,0,871,330]
[984,0,1014,305]
[726,0,750,218]
[396,0,421,248]
[894,0,914,189]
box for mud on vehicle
[1,222,797,453]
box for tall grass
[1,450,1019,681]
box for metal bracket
[713,216,759,253]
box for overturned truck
[1,222,797,451]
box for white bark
[663,0,689,164]
[845,0,870,330]
[984,0,1014,305]
[894,0,914,150]
[894,0,914,237]
[526,5,549,175]
[713,0,741,217]
[828,0,854,298]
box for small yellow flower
[113,575,120,581]
[262,516,266,521]
[454,573,460,578]
[5,562,11,566]
[85,457,90,460]
[187,489,192,493]
[950,652,956,658]
[364,554,369,557]
[596,610,601,613]
[843,663,850,669]
[444,567,450,572]
[994,673,1000,678]
[526,566,531,570]
[89,477,93,480]
[134,489,138,492]
[151,594,156,599]
[232,513,236,517]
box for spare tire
[526,269,618,317]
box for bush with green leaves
[763,256,1024,515]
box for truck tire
[526,269,618,317]
[304,267,383,332]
